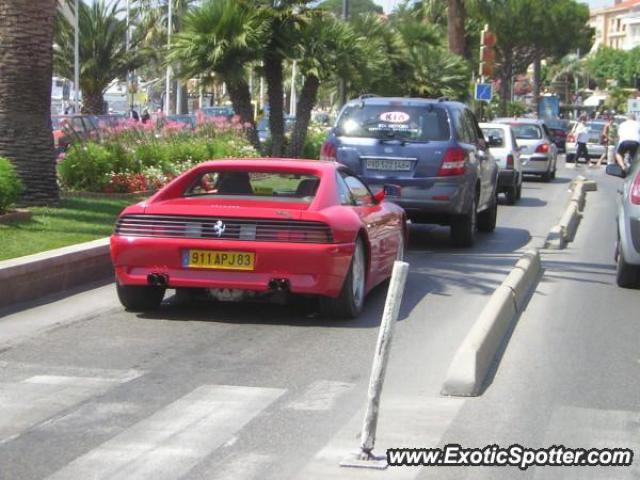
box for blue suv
[320,97,499,247]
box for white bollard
[340,260,410,470]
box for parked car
[320,97,499,247]
[110,159,407,318]
[51,114,98,154]
[606,162,640,288]
[480,123,523,205]
[200,106,235,120]
[545,118,570,152]
[257,115,296,144]
[495,118,558,181]
[565,121,607,163]
[164,114,197,130]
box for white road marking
[285,380,355,411]
[46,384,285,480]
[534,406,640,479]
[207,453,274,480]
[297,395,465,479]
[0,372,141,445]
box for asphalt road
[0,157,637,480]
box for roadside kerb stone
[441,249,541,397]
[0,238,111,310]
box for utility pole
[289,61,297,117]
[338,0,349,108]
[165,0,173,115]
[126,0,133,113]
[74,0,80,113]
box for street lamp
[338,0,349,107]
[74,0,80,112]
[165,0,173,115]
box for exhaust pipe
[268,278,290,292]
[147,273,169,287]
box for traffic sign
[475,83,492,102]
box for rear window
[588,123,605,134]
[336,104,450,141]
[510,124,542,140]
[185,171,320,202]
[481,128,505,147]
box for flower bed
[57,114,258,193]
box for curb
[544,178,596,250]
[0,238,112,310]
[441,249,542,397]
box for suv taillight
[438,147,466,176]
[631,172,640,205]
[506,154,514,169]
[536,143,550,154]
[320,141,337,162]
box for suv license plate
[366,159,413,171]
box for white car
[481,122,523,204]
[495,118,558,182]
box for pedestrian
[594,117,615,168]
[572,114,591,165]
[615,112,640,171]
[141,109,150,124]
[130,109,140,122]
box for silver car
[480,123,523,205]
[495,118,558,181]
[606,162,640,288]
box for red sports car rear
[111,159,407,318]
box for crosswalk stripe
[297,395,465,479]
[534,406,640,480]
[0,373,141,445]
[46,384,285,480]
[285,380,355,411]
[206,453,274,480]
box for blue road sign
[475,83,492,102]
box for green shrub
[58,143,116,192]
[0,157,23,214]
[302,124,329,160]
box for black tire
[551,164,557,179]
[451,197,477,248]
[565,153,575,163]
[541,170,552,182]
[516,178,523,200]
[478,194,498,232]
[616,242,640,288]
[505,184,517,205]
[320,237,367,319]
[117,283,165,312]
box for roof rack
[358,94,380,100]
[437,96,450,102]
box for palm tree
[289,12,360,157]
[0,0,59,204]
[448,0,466,56]
[54,0,145,114]
[168,0,264,148]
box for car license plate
[184,250,255,270]
[365,159,413,171]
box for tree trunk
[447,0,466,57]
[264,52,285,157]
[289,75,320,158]
[533,54,542,118]
[499,49,512,116]
[0,0,58,205]
[82,90,106,114]
[226,78,260,151]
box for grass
[0,196,138,261]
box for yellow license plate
[184,250,255,270]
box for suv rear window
[336,104,450,141]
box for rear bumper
[365,175,470,218]
[565,142,604,158]
[111,236,354,297]
[521,154,552,173]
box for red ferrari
[110,159,407,318]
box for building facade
[590,0,640,51]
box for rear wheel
[451,197,477,248]
[505,183,517,205]
[541,169,552,182]
[478,193,498,232]
[117,283,165,312]
[516,177,523,200]
[616,242,640,288]
[320,237,366,318]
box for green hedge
[0,157,23,214]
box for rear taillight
[320,141,337,162]
[631,172,640,205]
[438,147,466,177]
[535,143,550,154]
[567,134,575,142]
[506,154,514,169]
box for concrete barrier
[545,178,596,250]
[559,201,581,242]
[441,249,541,397]
[0,238,112,310]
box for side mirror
[373,190,385,203]
[606,164,626,178]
